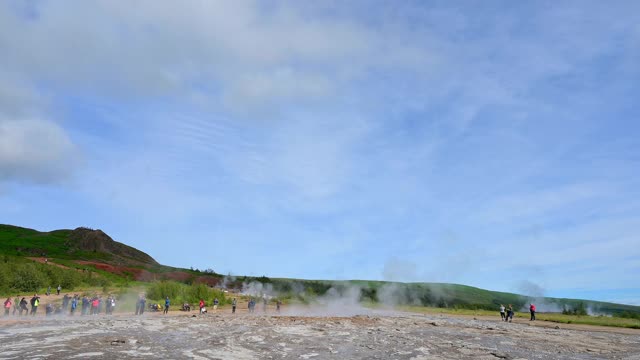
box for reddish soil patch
[72,261,220,284]
[194,275,221,287]
[74,260,153,281]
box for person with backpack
[505,304,514,322]
[4,297,12,316]
[30,294,40,315]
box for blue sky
[0,1,639,304]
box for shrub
[11,263,47,292]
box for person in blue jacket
[164,296,170,315]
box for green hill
[0,224,157,265]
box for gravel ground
[1,310,639,359]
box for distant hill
[0,224,221,285]
[0,224,157,266]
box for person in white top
[499,304,506,321]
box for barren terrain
[1,308,639,359]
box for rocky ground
[1,309,639,359]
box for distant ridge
[67,227,157,265]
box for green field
[398,305,640,329]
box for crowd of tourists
[3,291,119,317]
[499,303,536,322]
[4,289,283,318]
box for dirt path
[1,310,638,359]
[26,257,71,270]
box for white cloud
[223,68,332,112]
[0,0,404,111]
[0,72,80,185]
[0,118,79,184]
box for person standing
[105,295,112,315]
[506,304,513,322]
[12,295,20,316]
[57,285,61,295]
[19,297,28,316]
[139,296,146,315]
[499,304,506,321]
[82,296,89,315]
[70,296,78,316]
[62,294,70,310]
[135,296,142,315]
[46,286,51,296]
[30,294,40,315]
[4,297,12,316]
[529,303,536,321]
[164,297,170,315]
[199,299,206,314]
[91,297,99,315]
[276,300,281,313]
[213,298,219,311]
[231,298,237,314]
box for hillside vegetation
[0,224,156,265]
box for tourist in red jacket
[529,303,536,321]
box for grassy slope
[0,224,221,282]
[0,224,112,261]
